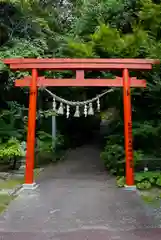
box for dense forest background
[1,0,161,182]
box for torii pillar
[25,68,38,189]
[123,69,134,188]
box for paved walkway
[0,145,161,239]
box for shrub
[36,131,64,154]
[116,171,161,189]
[100,134,144,176]
[156,176,161,187]
[0,137,24,169]
[100,143,125,175]
[136,181,152,190]
[116,176,125,187]
[35,131,64,166]
[36,131,53,154]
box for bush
[0,137,24,169]
[156,176,161,187]
[100,134,144,176]
[136,181,152,190]
[116,171,161,189]
[36,131,64,153]
[36,131,54,154]
[116,176,125,187]
[35,131,64,166]
[100,133,125,175]
[100,143,124,175]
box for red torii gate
[3,58,159,189]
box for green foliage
[156,176,161,187]
[100,132,145,176]
[116,171,161,189]
[0,103,26,168]
[36,131,54,154]
[100,142,124,175]
[0,38,48,59]
[72,0,139,36]
[36,131,64,154]
[136,181,152,190]
[139,0,161,38]
[0,137,23,164]
[0,194,14,214]
[133,150,144,166]
[67,40,95,58]
[0,109,25,142]
[135,171,161,182]
[53,133,64,152]
[116,176,125,187]
[35,130,64,166]
[91,24,123,57]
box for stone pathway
[0,145,161,239]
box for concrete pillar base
[124,185,136,191]
[22,182,38,190]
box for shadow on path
[0,145,161,239]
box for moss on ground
[141,195,156,203]
[140,188,161,207]
[0,194,14,214]
[0,178,24,189]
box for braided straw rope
[43,87,114,106]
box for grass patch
[0,194,13,204]
[141,195,155,203]
[0,205,6,213]
[139,188,161,207]
[0,194,13,214]
[141,195,161,207]
[0,178,24,189]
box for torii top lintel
[3,58,160,70]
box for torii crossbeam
[15,76,146,87]
[3,58,159,190]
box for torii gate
[3,58,159,190]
